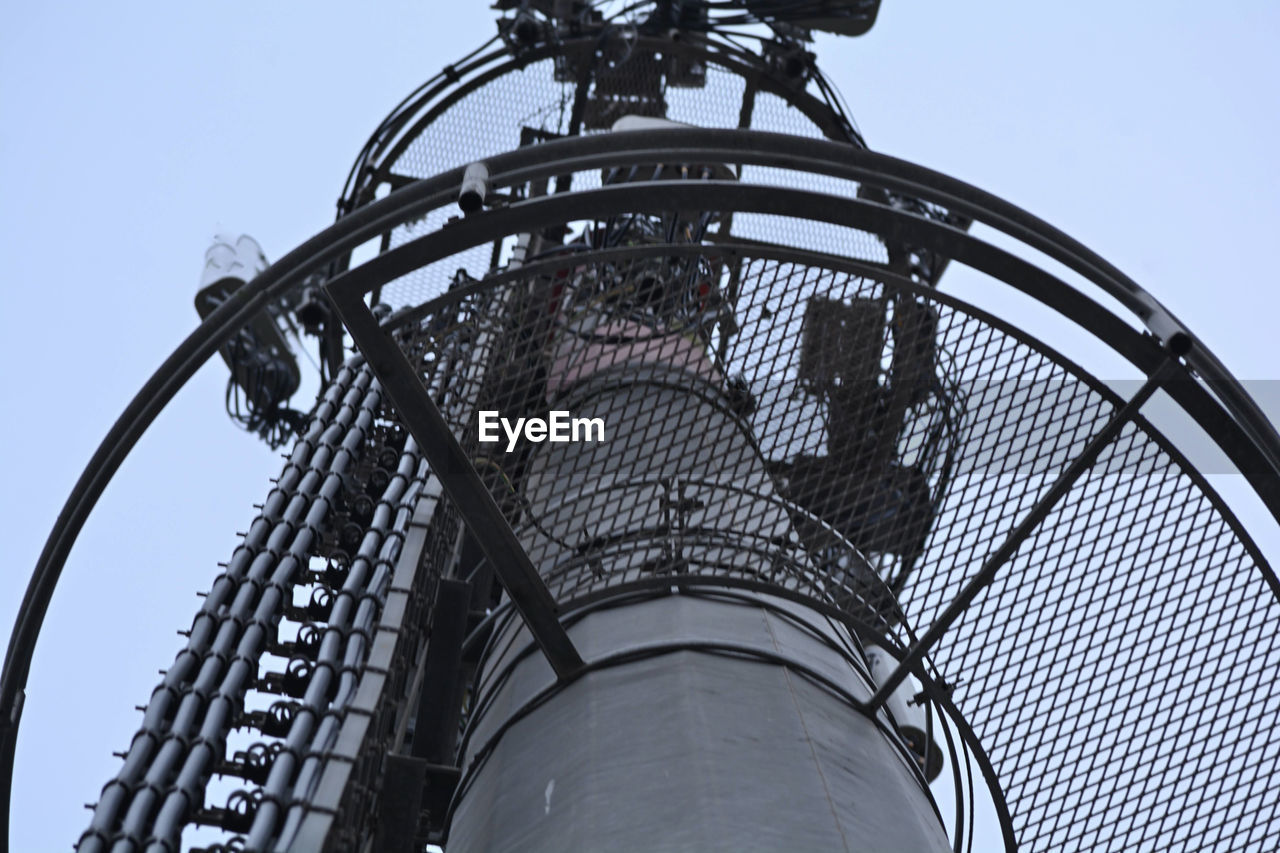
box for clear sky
[2,2,1279,850]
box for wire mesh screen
[75,193,1279,852]
[389,227,1280,851]
[931,423,1280,852]
[364,41,857,310]
[665,63,747,128]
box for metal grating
[363,40,864,311]
[387,233,1280,852]
[932,422,1280,852]
[70,195,1280,852]
[71,169,1280,850]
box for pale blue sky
[2,2,1279,850]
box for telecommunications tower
[5,2,1280,851]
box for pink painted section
[547,318,719,397]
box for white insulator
[865,644,944,782]
[201,233,268,289]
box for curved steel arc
[344,128,1166,342]
[345,125,1235,386]
[383,239,917,335]
[855,635,1018,851]
[396,229,1277,816]
[919,673,1020,852]
[340,33,859,211]
[338,38,506,211]
[6,128,1279,845]
[346,126,1280,483]
[323,169,1280,516]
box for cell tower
[4,2,1280,851]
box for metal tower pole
[442,361,949,851]
[5,5,1280,853]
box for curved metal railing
[6,129,1279,852]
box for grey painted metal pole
[445,359,951,852]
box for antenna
[4,3,1278,851]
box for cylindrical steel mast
[449,317,946,849]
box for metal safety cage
[5,127,1279,853]
[304,128,1280,852]
[326,18,877,318]
[336,24,863,216]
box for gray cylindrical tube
[458,162,489,214]
[447,364,950,852]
